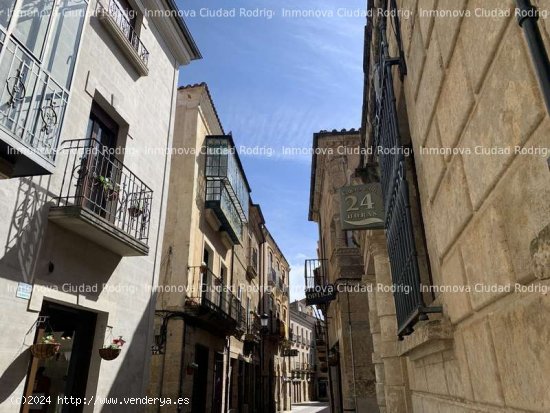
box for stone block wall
[358,0,550,412]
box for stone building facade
[289,299,324,404]
[307,130,379,413]
[149,84,290,413]
[0,0,199,411]
[310,0,550,412]
[262,227,291,413]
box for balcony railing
[184,266,246,336]
[373,13,441,339]
[49,138,152,256]
[0,34,69,176]
[304,259,335,306]
[268,268,276,287]
[267,316,285,341]
[97,0,149,72]
[246,248,258,279]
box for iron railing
[97,0,149,68]
[54,138,153,244]
[0,34,69,163]
[185,266,245,326]
[304,259,328,291]
[268,268,276,286]
[373,12,440,339]
[267,315,285,339]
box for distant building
[289,299,328,404]
[149,83,290,413]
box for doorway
[212,352,224,413]
[23,302,97,413]
[191,345,209,413]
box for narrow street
[288,402,329,413]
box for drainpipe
[516,0,550,114]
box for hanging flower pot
[30,334,60,360]
[30,343,59,359]
[99,347,121,361]
[99,336,125,361]
[128,200,144,217]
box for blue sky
[176,0,366,299]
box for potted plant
[96,175,119,201]
[30,334,60,359]
[99,336,126,361]
[128,199,144,217]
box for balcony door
[79,105,119,221]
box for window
[13,0,55,57]
[45,0,87,89]
[0,0,16,29]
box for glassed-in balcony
[204,136,250,243]
[0,0,87,178]
[49,138,152,256]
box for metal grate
[374,12,440,339]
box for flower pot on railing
[128,200,144,218]
[96,175,119,201]
[99,336,125,361]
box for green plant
[96,175,120,199]
[41,334,59,345]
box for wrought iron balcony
[244,315,261,343]
[97,0,149,76]
[0,35,69,177]
[246,248,258,280]
[267,316,285,341]
[373,15,441,340]
[184,266,246,337]
[49,138,152,256]
[267,268,276,287]
[304,259,335,306]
